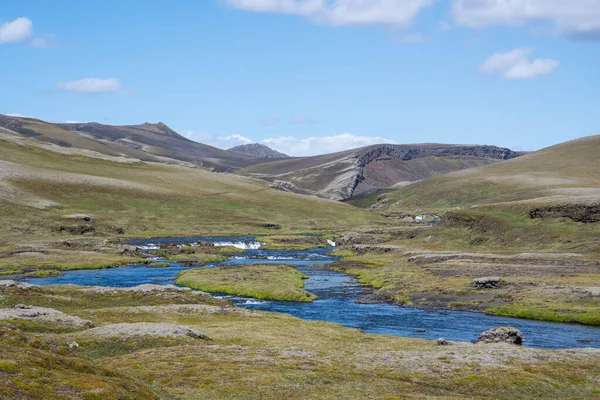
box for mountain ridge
[228,143,290,159]
[241,143,524,200]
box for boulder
[0,305,94,328]
[436,338,450,346]
[0,280,35,290]
[472,276,505,290]
[476,326,524,345]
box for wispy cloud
[186,130,396,156]
[261,117,278,127]
[56,78,122,94]
[0,17,33,44]
[30,33,58,49]
[262,133,396,157]
[186,131,253,149]
[224,0,435,28]
[452,0,600,39]
[479,48,559,80]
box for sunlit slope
[0,137,386,241]
[374,135,600,212]
[0,114,255,171]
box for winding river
[22,236,600,350]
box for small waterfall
[213,241,262,250]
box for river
[21,236,600,349]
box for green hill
[362,135,600,213]
[0,132,385,246]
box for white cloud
[452,0,600,38]
[224,0,435,28]
[56,78,122,94]
[479,48,559,80]
[65,120,80,124]
[262,133,396,157]
[6,113,29,117]
[186,132,253,149]
[0,17,33,44]
[186,130,396,156]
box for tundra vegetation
[1,119,600,398]
[1,283,600,399]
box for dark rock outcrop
[346,145,523,199]
[530,204,600,223]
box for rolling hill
[0,128,387,244]
[240,144,523,200]
[358,135,600,215]
[0,114,261,172]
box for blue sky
[1,0,598,156]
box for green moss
[0,360,19,373]
[23,270,63,278]
[486,303,600,326]
[176,264,317,302]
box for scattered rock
[423,236,440,244]
[347,244,404,254]
[472,277,505,290]
[85,323,205,339]
[263,223,281,230]
[52,225,96,235]
[436,338,450,346]
[476,327,524,345]
[63,214,94,222]
[80,284,197,295]
[572,286,600,297]
[0,305,94,328]
[0,280,35,290]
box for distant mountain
[228,143,289,159]
[0,114,257,172]
[239,144,524,200]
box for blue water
[22,236,600,349]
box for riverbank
[325,243,600,326]
[1,282,600,399]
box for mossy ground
[176,264,317,302]
[1,284,599,399]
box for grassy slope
[375,135,600,212]
[2,284,600,399]
[0,137,385,242]
[1,114,258,169]
[176,264,317,302]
